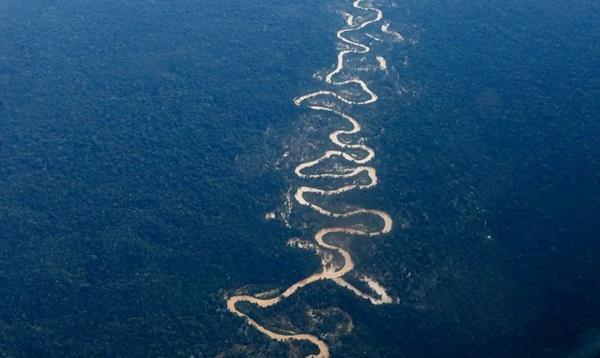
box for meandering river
[226,1,400,356]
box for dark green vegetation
[0,0,333,356]
[1,0,599,357]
